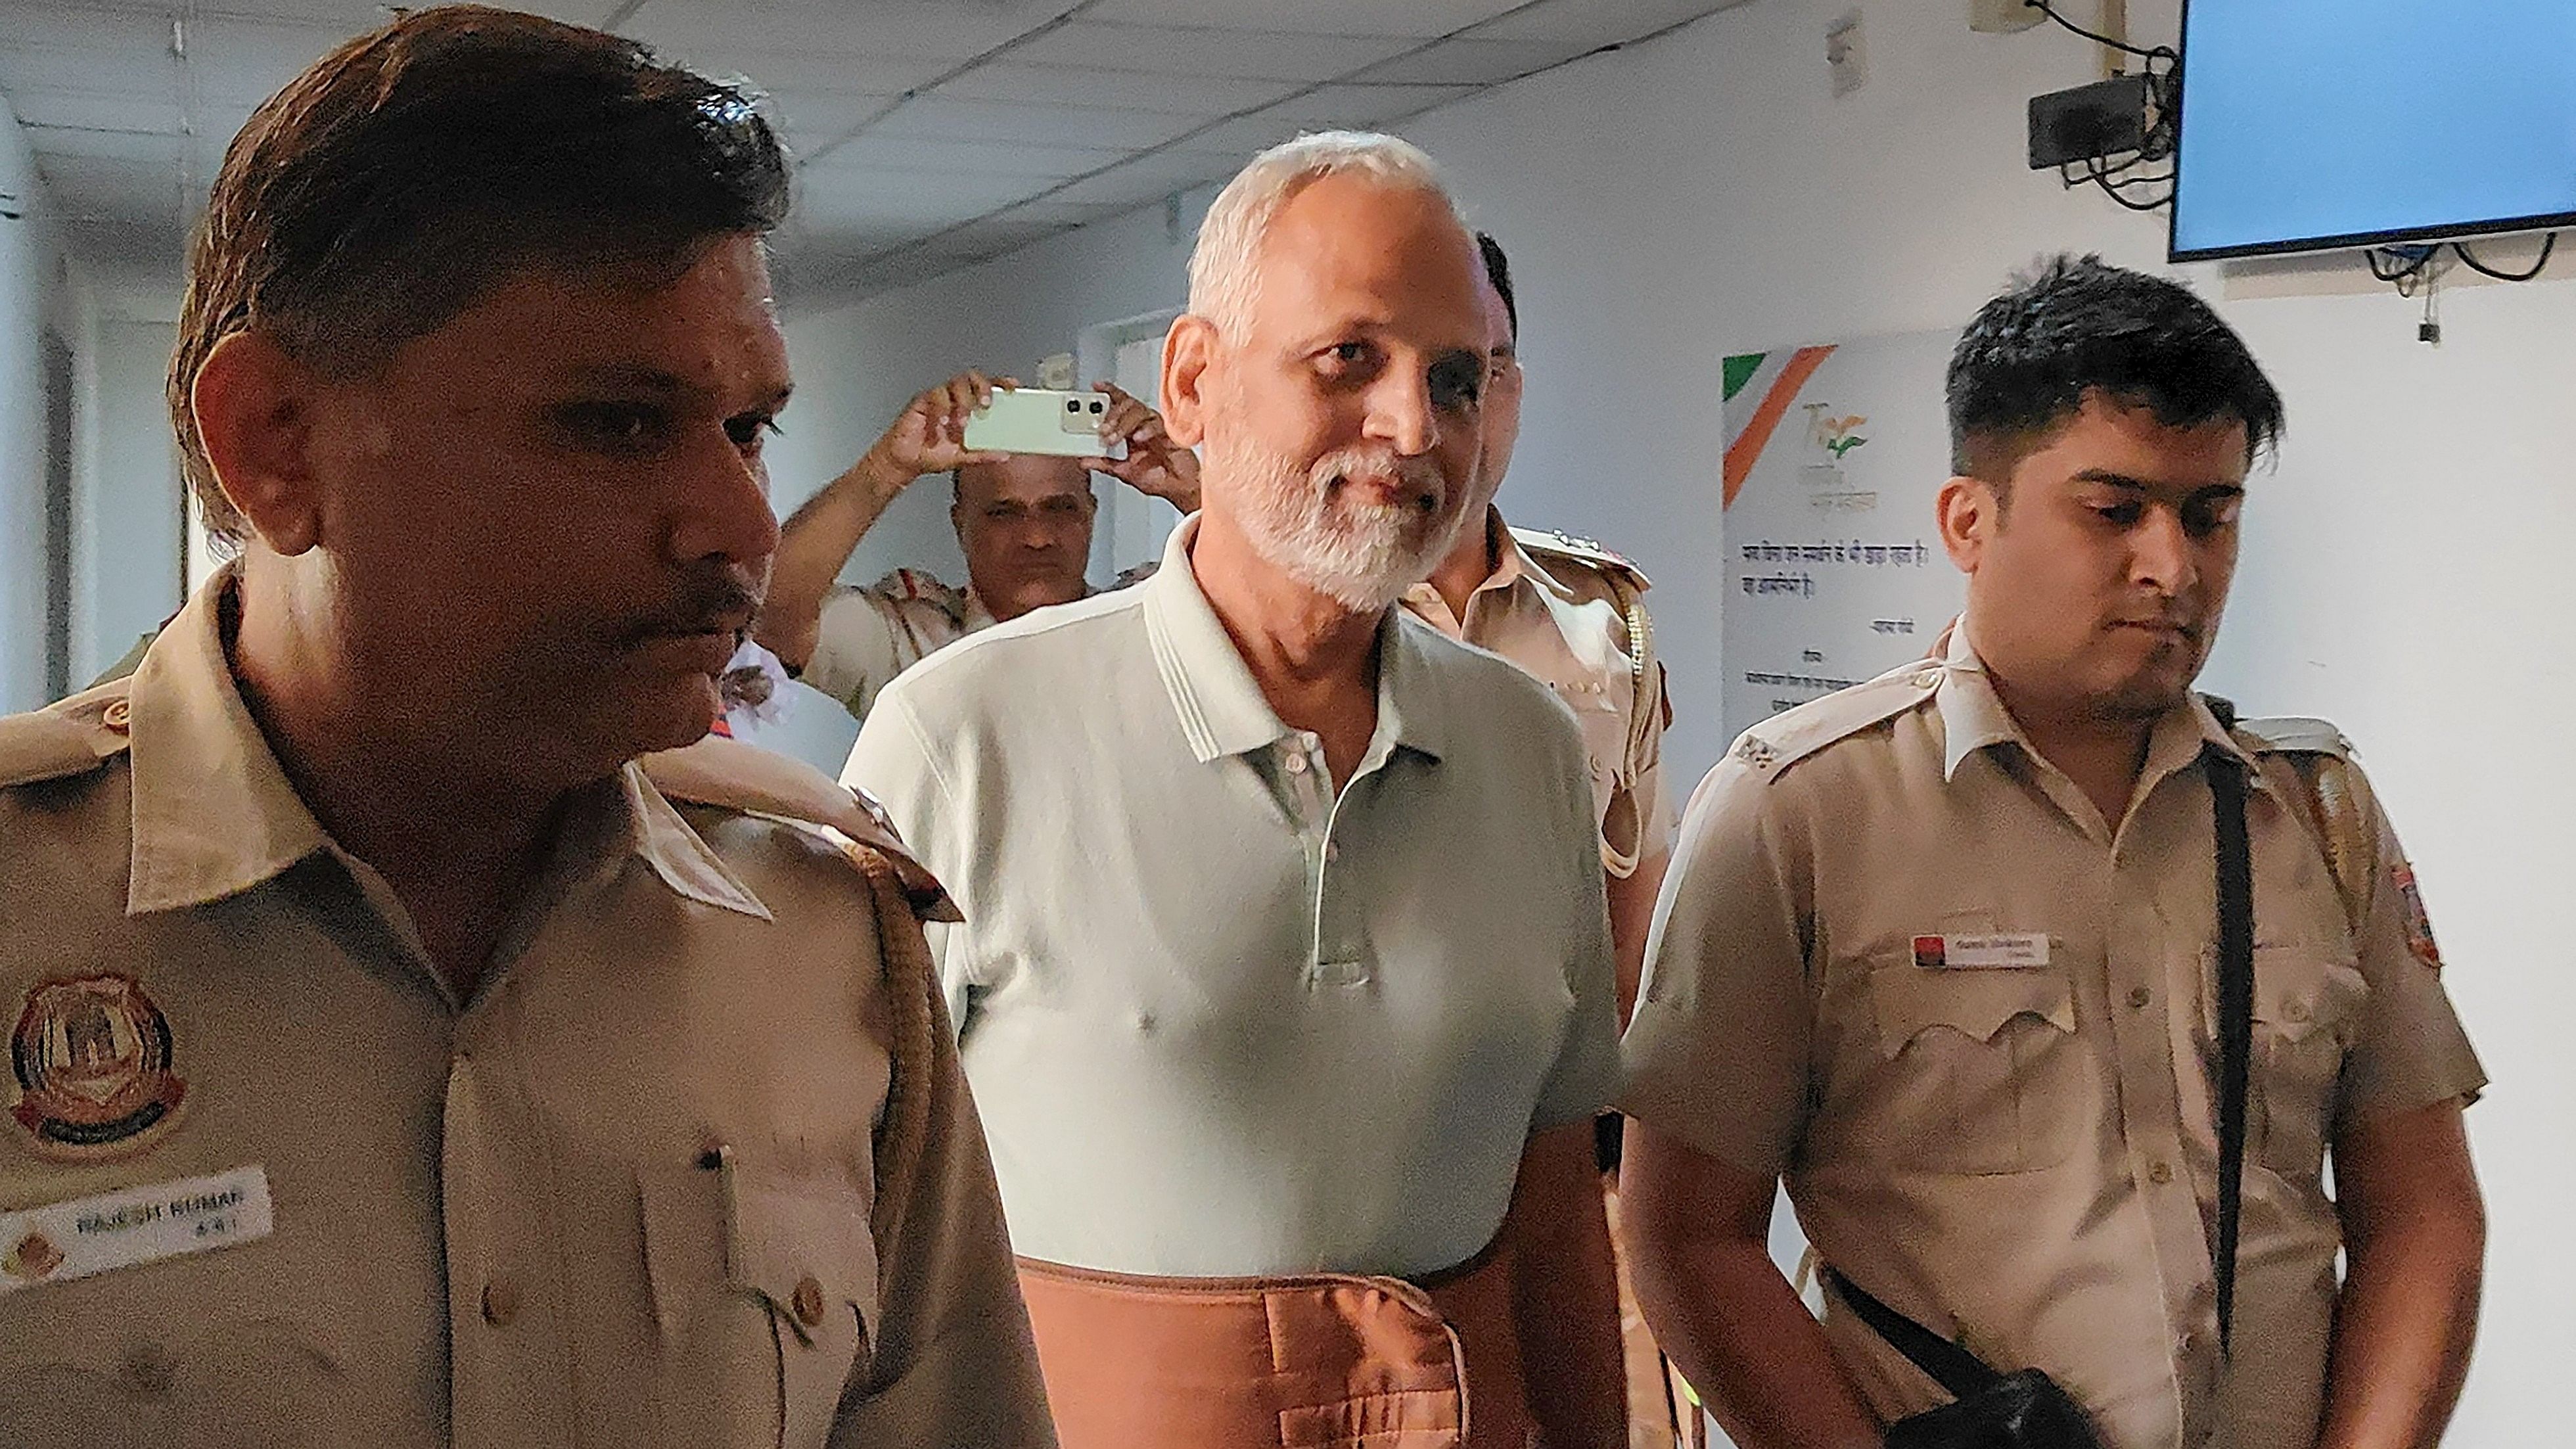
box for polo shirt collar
[1935,616,2262,787]
[1142,515,1448,766]
[124,565,768,921]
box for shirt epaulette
[0,680,135,790]
[635,734,961,922]
[1726,660,1942,781]
[2232,716,2355,760]
[1510,526,1652,590]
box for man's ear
[1159,315,1217,449]
[1935,474,1998,574]
[192,331,327,557]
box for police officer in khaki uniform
[1392,231,1690,1449]
[1619,258,2486,1449]
[755,371,1199,721]
[0,11,1050,1445]
[1401,233,1670,1021]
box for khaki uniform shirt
[1619,622,2485,1449]
[805,569,1000,722]
[0,576,1053,1448]
[842,518,1623,1279]
[1400,513,1671,878]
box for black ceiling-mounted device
[2028,74,2153,169]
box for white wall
[787,0,2569,1438]
[0,96,63,712]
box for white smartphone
[962,388,1124,459]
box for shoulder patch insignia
[637,735,959,921]
[2234,716,2353,759]
[1730,660,1941,783]
[2392,864,2442,969]
[1511,526,1651,589]
[10,975,187,1159]
[0,684,135,791]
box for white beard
[1211,431,1469,612]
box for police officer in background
[0,9,1050,1445]
[754,370,1198,722]
[1406,232,1671,1022]
[1620,256,2485,1449]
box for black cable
[2086,163,2173,212]
[2366,246,2436,283]
[2024,0,2176,68]
[2451,233,2556,282]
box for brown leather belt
[1015,1241,1533,1449]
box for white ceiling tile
[27,126,183,165]
[1028,158,1230,214]
[937,62,1302,117]
[1081,0,1522,40]
[862,95,1210,151]
[1471,0,1751,45]
[191,1,591,26]
[638,46,950,99]
[758,88,909,145]
[1009,198,1142,228]
[29,150,186,221]
[621,2,1052,65]
[1178,114,1322,156]
[11,88,186,136]
[954,215,1076,252]
[181,16,377,107]
[804,135,1133,181]
[1008,22,1407,83]
[1351,36,1598,87]
[794,169,1056,228]
[1257,83,1482,128]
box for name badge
[0,1165,273,1293]
[1912,933,2051,970]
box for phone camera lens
[1090,400,1105,414]
[1065,399,1080,412]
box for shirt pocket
[639,1161,882,1449]
[1858,960,2085,1176]
[2234,946,2370,1184]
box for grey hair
[1186,131,1461,339]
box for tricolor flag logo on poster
[1718,333,1967,740]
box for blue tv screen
[2171,0,2576,260]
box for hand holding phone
[963,388,1128,459]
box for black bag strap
[1822,1266,2002,1402]
[2207,741,2255,1360]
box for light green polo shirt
[842,518,1621,1278]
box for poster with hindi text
[1720,332,1967,741]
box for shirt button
[1283,752,1309,775]
[2149,1161,2174,1185]
[793,1274,827,1329]
[481,1277,520,1327]
[2284,997,2311,1023]
[101,697,132,733]
[2128,986,2152,1009]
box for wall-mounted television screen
[2171,0,2576,262]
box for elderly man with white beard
[842,132,1627,1449]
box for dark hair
[172,4,790,539]
[1475,231,1517,341]
[1946,254,2282,483]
